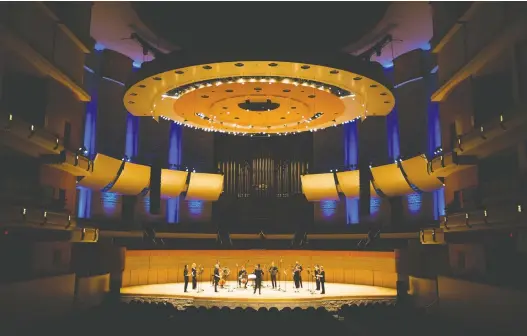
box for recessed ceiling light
[353,77,362,80]
[380,92,388,96]
[201,95,209,98]
[175,70,184,74]
[384,101,390,104]
[153,77,162,81]
[283,89,291,93]
[268,63,278,67]
[202,65,212,70]
[301,65,310,70]
[330,70,339,74]
[138,85,146,88]
[130,93,137,96]
[308,95,316,98]
[234,63,244,67]
[225,89,234,93]
[370,84,378,88]
[128,101,135,104]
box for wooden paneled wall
[122,250,398,289]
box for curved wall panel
[160,169,188,199]
[301,173,339,201]
[370,163,414,197]
[185,173,224,201]
[78,154,122,190]
[401,155,443,192]
[109,162,150,195]
[336,171,360,198]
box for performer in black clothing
[253,264,264,295]
[319,266,326,294]
[314,265,320,291]
[191,263,197,290]
[213,264,220,292]
[295,261,303,288]
[183,265,189,292]
[293,265,301,292]
[268,261,278,289]
[238,266,247,288]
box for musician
[268,261,278,289]
[183,264,189,292]
[314,265,320,291]
[295,261,304,288]
[253,264,264,295]
[191,263,197,290]
[293,265,301,292]
[238,266,247,289]
[319,266,326,294]
[213,264,220,292]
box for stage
[120,281,397,311]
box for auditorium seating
[14,300,498,336]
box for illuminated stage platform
[121,281,397,311]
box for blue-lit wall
[427,73,445,219]
[125,114,139,160]
[385,67,401,162]
[343,121,359,224]
[77,50,100,218]
[167,122,183,223]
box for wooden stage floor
[121,281,397,311]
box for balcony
[428,151,477,177]
[41,150,92,176]
[0,112,63,157]
[432,14,527,102]
[0,204,98,242]
[455,107,527,159]
[0,4,90,102]
[0,112,93,176]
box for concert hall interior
[1,1,527,335]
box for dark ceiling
[132,2,389,53]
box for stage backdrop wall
[122,250,398,289]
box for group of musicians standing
[183,261,325,295]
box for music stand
[236,264,239,289]
[278,259,282,291]
[307,267,316,294]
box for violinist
[319,266,326,294]
[191,263,197,290]
[183,264,189,292]
[314,264,320,291]
[295,261,303,288]
[293,264,301,292]
[268,261,279,289]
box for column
[77,49,102,218]
[344,121,359,224]
[427,70,446,220]
[167,121,183,223]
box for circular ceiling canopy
[124,60,395,135]
[131,2,389,52]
